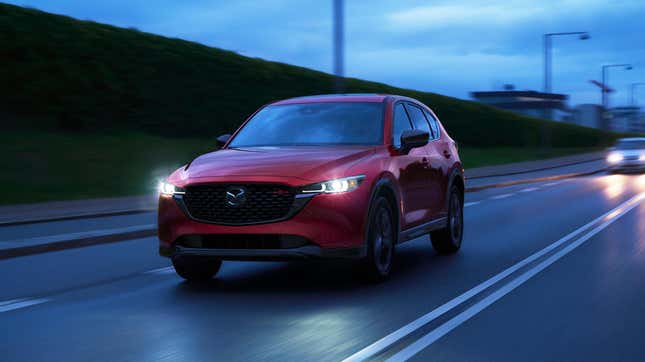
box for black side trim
[399,217,448,243]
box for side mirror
[216,134,231,148]
[400,129,429,154]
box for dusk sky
[8,0,645,107]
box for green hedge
[0,3,620,147]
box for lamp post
[601,64,632,109]
[333,0,344,93]
[543,31,590,95]
[630,82,645,106]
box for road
[1,172,644,361]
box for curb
[0,227,157,260]
[465,169,605,193]
[465,157,603,180]
[0,209,155,227]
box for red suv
[158,94,464,280]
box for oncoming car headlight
[607,152,623,164]
[640,154,645,161]
[301,175,365,194]
[158,181,185,196]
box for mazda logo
[225,186,247,207]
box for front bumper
[608,160,645,172]
[158,181,373,259]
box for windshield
[616,140,645,150]
[228,102,384,147]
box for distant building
[470,90,569,121]
[607,106,645,134]
[570,104,605,129]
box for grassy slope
[0,4,617,204]
[0,131,212,204]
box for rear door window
[392,103,413,148]
[423,109,440,140]
[404,103,433,138]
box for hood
[182,146,376,182]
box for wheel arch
[446,167,465,211]
[365,174,401,244]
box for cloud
[5,0,645,105]
[388,3,544,31]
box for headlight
[607,152,623,164]
[640,154,645,161]
[158,181,185,196]
[300,175,365,194]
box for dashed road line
[519,187,540,193]
[489,193,514,200]
[144,266,174,275]
[543,181,563,187]
[464,201,481,207]
[0,267,175,314]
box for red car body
[158,94,463,266]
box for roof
[272,93,390,105]
[470,90,567,100]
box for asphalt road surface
[1,172,644,361]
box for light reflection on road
[602,174,626,199]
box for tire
[361,196,396,281]
[431,185,464,254]
[172,256,222,281]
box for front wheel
[361,196,396,281]
[172,256,222,281]
[431,185,463,254]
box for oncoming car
[606,137,645,173]
[158,94,464,280]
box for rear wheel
[172,256,222,281]
[362,196,396,280]
[431,185,463,254]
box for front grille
[624,155,639,161]
[182,183,296,225]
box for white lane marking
[0,298,50,313]
[543,181,562,187]
[489,193,514,200]
[0,298,26,307]
[342,193,645,362]
[1,224,156,248]
[519,187,539,193]
[388,192,644,361]
[464,201,480,207]
[144,266,174,275]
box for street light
[543,31,590,95]
[601,64,632,109]
[630,82,645,106]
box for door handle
[443,150,451,158]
